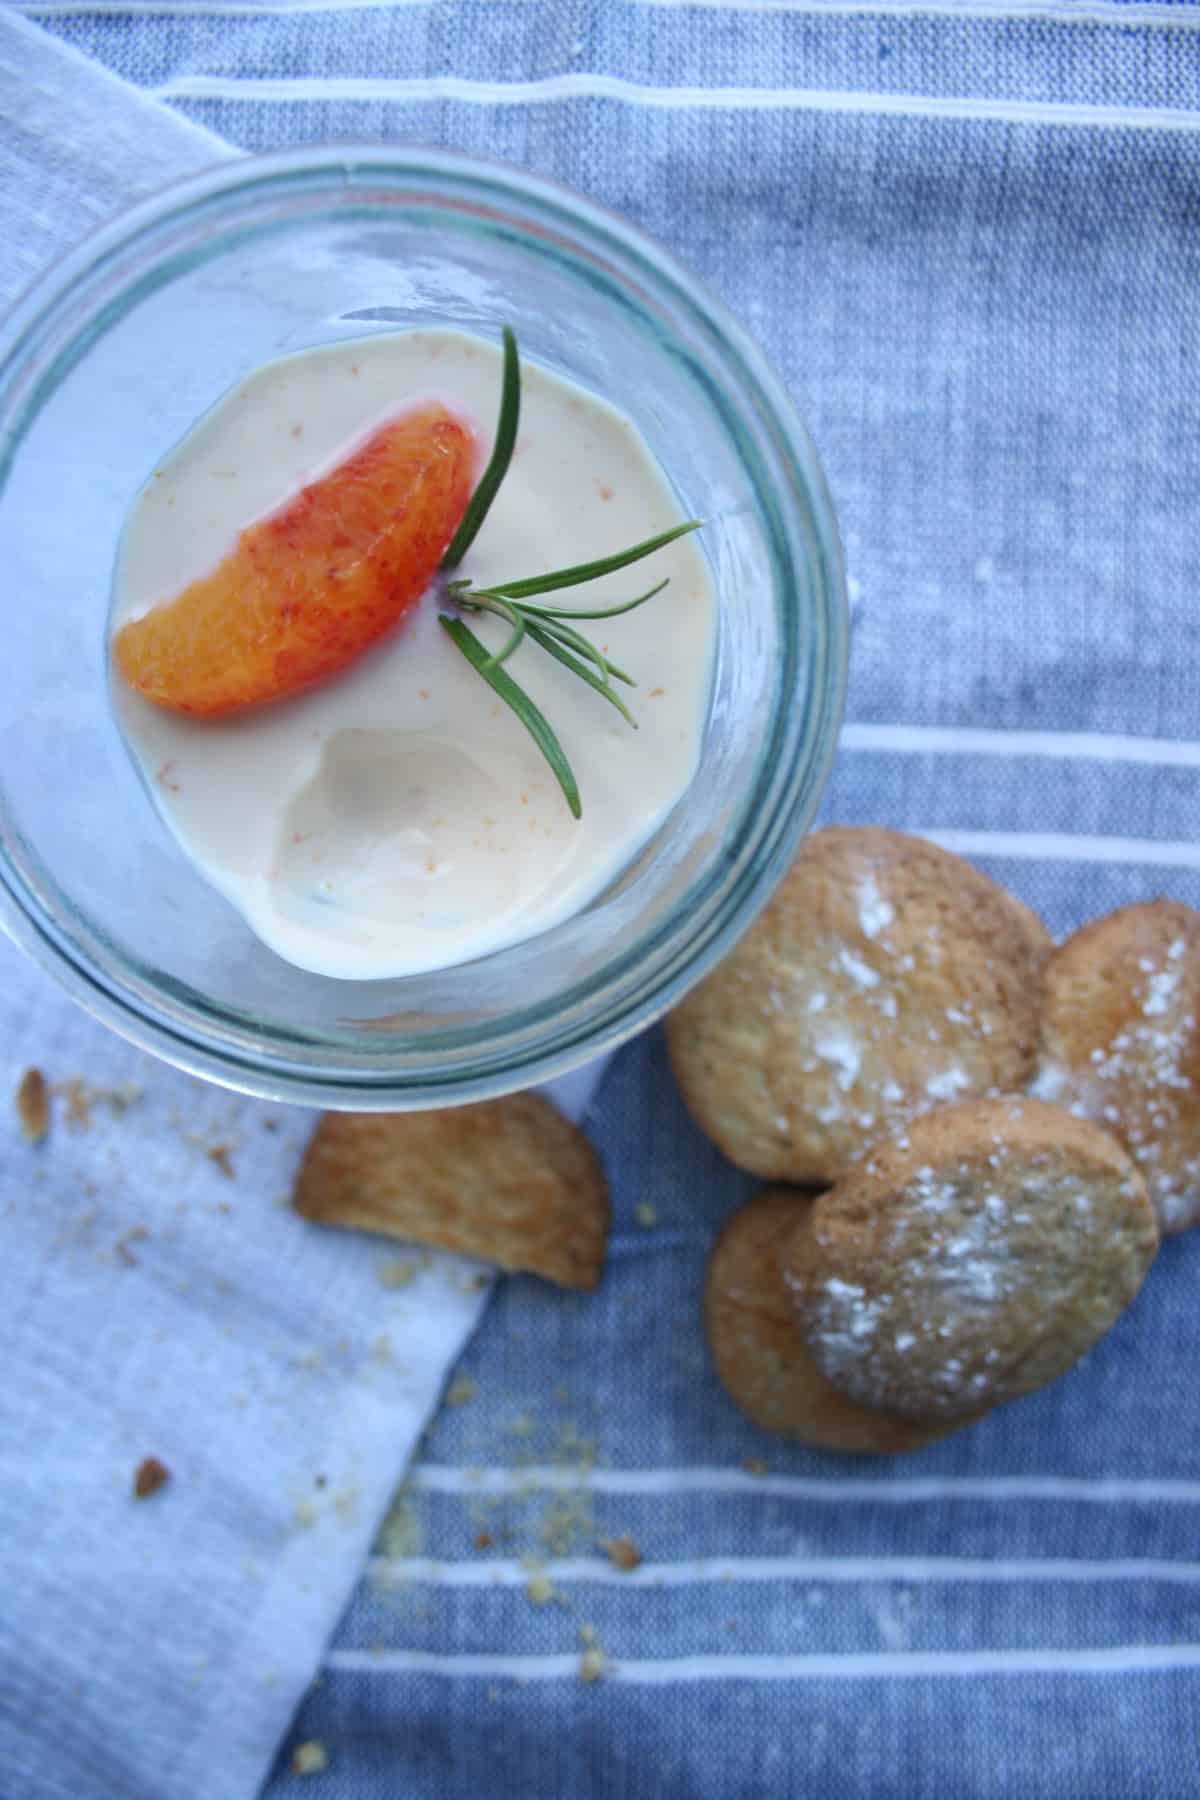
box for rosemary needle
[514,575,670,626]
[440,616,581,818]
[440,323,520,571]
[522,620,638,728]
[474,521,702,601]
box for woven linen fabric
[8,2,1200,1796]
[0,28,602,1800]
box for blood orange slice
[113,404,475,716]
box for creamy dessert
[110,329,715,980]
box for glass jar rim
[0,144,847,1108]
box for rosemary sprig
[438,328,703,817]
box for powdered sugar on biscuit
[857,876,894,940]
[813,1030,862,1091]
[838,947,880,990]
[1143,961,1181,1017]
[1030,1062,1067,1102]
[809,1278,890,1382]
[926,1068,969,1103]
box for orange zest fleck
[113,405,475,717]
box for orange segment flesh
[113,404,475,716]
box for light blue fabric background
[11,1,1200,1794]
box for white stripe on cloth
[841,723,1200,767]
[147,73,1200,133]
[369,1554,1200,1587]
[18,0,432,12]
[921,830,1200,869]
[638,0,1199,24]
[327,1644,1200,1680]
[19,0,1200,26]
[410,1466,1200,1502]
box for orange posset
[113,405,475,716]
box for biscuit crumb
[207,1143,235,1179]
[15,1068,49,1144]
[446,1375,477,1407]
[115,1225,150,1267]
[539,1490,591,1557]
[578,1638,607,1683]
[376,1257,417,1289]
[291,1740,329,1776]
[634,1203,657,1229]
[521,1557,561,1607]
[599,1536,642,1571]
[376,1487,421,1562]
[526,1571,557,1606]
[474,1531,493,1550]
[54,1077,141,1129]
[534,1425,597,1555]
[133,1456,169,1500]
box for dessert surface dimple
[111,329,715,980]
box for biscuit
[785,1097,1157,1423]
[1036,900,1200,1234]
[666,826,1051,1182]
[293,1095,609,1290]
[705,1188,955,1452]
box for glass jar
[0,146,846,1108]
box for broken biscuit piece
[293,1095,609,1290]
